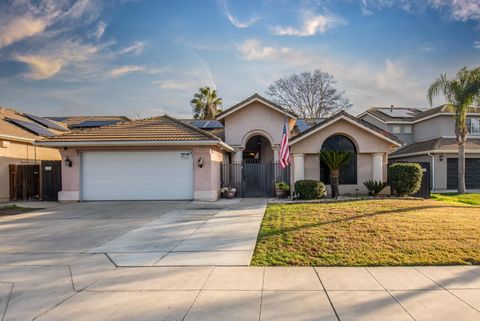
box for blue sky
[0,0,479,118]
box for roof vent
[390,104,394,112]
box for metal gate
[220,161,290,197]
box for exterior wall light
[65,157,73,167]
[439,154,444,161]
[198,157,204,168]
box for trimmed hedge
[388,163,423,197]
[294,180,326,200]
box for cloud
[120,41,146,55]
[475,41,480,49]
[0,16,47,49]
[91,20,106,39]
[223,1,259,28]
[152,68,215,91]
[109,65,145,78]
[13,54,63,79]
[237,39,302,61]
[271,10,345,36]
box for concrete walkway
[89,199,266,266]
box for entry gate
[220,161,290,197]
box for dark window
[320,135,357,184]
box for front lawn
[251,199,480,266]
[432,193,480,206]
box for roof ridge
[163,115,220,141]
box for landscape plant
[388,163,423,197]
[319,150,352,198]
[363,180,388,196]
[294,180,326,200]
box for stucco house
[359,105,480,191]
[36,94,403,201]
[0,108,66,201]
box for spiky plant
[363,180,387,196]
[319,150,352,198]
[190,86,223,119]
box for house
[46,116,129,130]
[0,108,68,201]
[36,94,401,201]
[359,105,480,191]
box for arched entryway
[320,134,357,184]
[242,135,274,162]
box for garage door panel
[447,158,480,189]
[82,151,193,200]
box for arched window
[320,135,357,184]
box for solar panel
[6,118,55,137]
[183,119,224,129]
[295,119,324,133]
[72,120,119,128]
[377,108,415,118]
[25,113,68,131]
[46,116,69,122]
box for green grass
[251,199,480,266]
[432,193,480,206]
[0,205,40,216]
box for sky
[0,0,479,119]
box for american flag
[279,117,290,168]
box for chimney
[390,104,394,112]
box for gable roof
[216,93,297,120]
[290,111,403,146]
[36,115,233,150]
[389,137,480,158]
[0,107,67,142]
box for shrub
[363,180,388,196]
[388,163,423,197]
[294,180,326,200]
[275,181,290,191]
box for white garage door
[81,151,193,201]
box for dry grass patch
[251,199,480,266]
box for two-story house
[359,105,480,191]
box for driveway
[1,200,479,320]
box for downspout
[427,152,435,192]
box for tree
[319,150,352,198]
[266,70,352,118]
[427,67,480,194]
[190,87,223,119]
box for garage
[447,158,480,189]
[81,150,194,200]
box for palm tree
[319,150,352,198]
[427,67,480,194]
[190,87,223,119]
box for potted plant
[220,187,237,199]
[275,181,290,198]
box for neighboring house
[0,108,67,201]
[46,116,129,130]
[37,94,401,201]
[359,105,480,191]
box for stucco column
[372,153,384,182]
[233,150,243,163]
[293,153,305,182]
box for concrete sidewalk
[0,264,479,320]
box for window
[320,135,357,184]
[403,125,412,134]
[468,118,480,135]
[392,125,402,134]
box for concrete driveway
[1,199,480,320]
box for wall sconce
[439,154,444,161]
[197,157,204,168]
[65,157,73,167]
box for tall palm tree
[319,150,352,198]
[427,67,480,194]
[190,87,223,120]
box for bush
[275,181,290,191]
[294,180,326,200]
[363,180,388,196]
[388,163,423,197]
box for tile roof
[390,137,480,157]
[216,93,297,119]
[46,115,129,129]
[290,111,404,146]
[0,107,66,141]
[38,115,222,143]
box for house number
[180,152,191,159]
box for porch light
[198,157,204,168]
[439,154,444,161]
[65,157,72,167]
